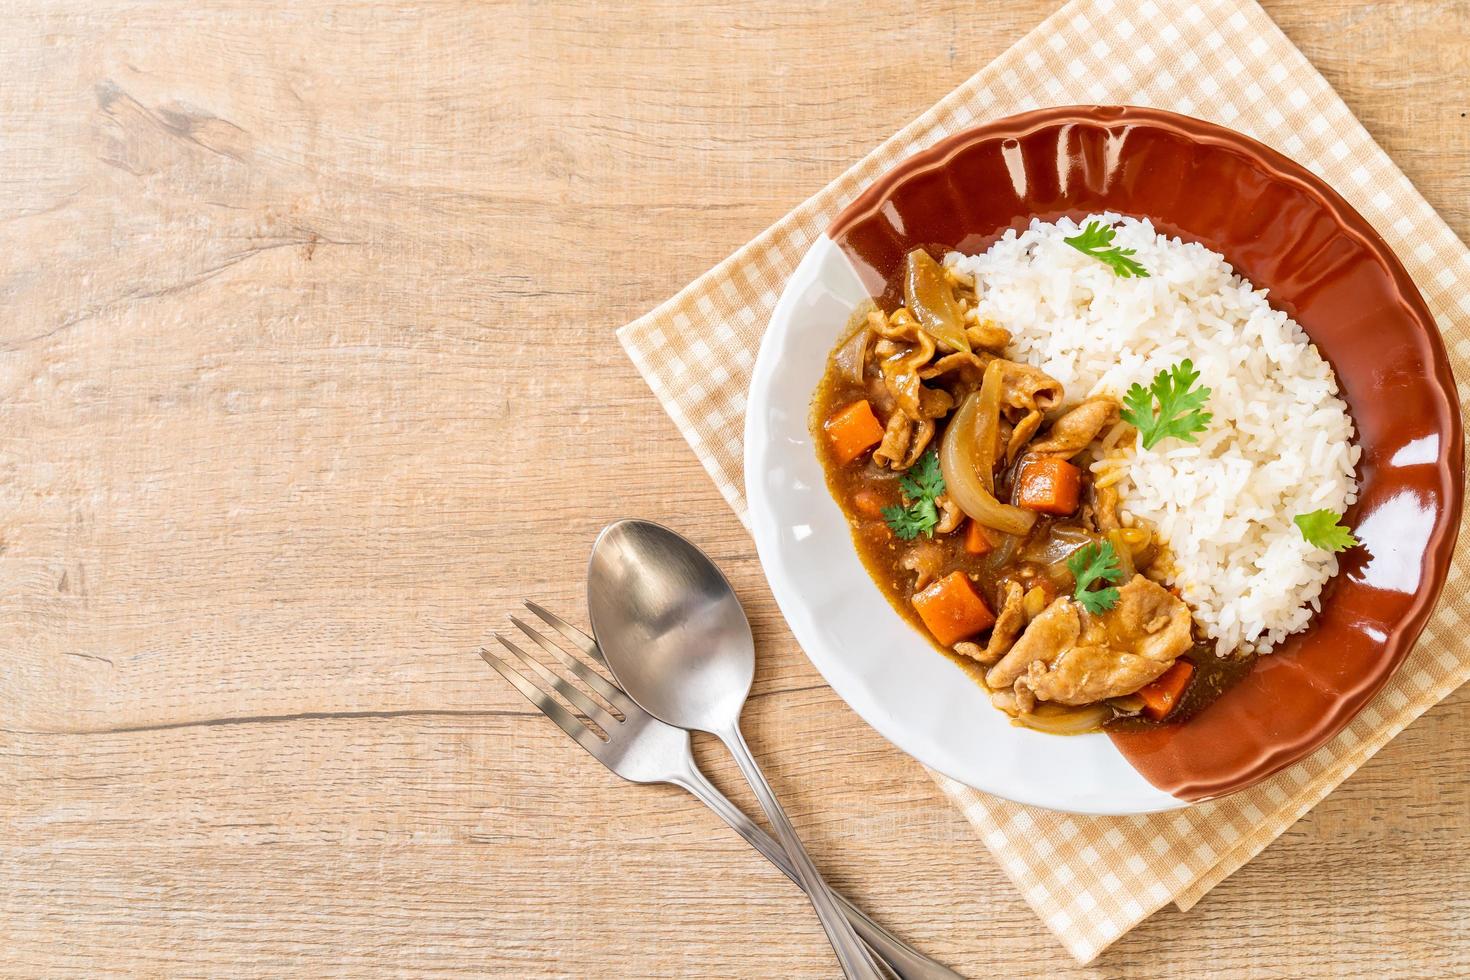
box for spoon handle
[715,722,889,980]
[669,761,962,980]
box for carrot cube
[1138,660,1194,720]
[824,400,885,465]
[912,571,996,646]
[963,520,994,555]
[851,488,888,520]
[1015,456,1082,515]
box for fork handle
[712,722,886,980]
[668,760,962,980]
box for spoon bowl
[587,520,753,733]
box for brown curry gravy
[812,300,1256,733]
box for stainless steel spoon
[588,519,888,980]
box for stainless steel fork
[480,601,962,980]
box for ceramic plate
[744,106,1462,814]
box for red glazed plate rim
[823,105,1464,798]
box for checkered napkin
[617,0,1470,962]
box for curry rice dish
[812,215,1360,735]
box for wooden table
[3,2,1467,976]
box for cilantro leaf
[1294,510,1360,552]
[882,449,946,540]
[1119,359,1214,450]
[911,496,939,529]
[900,450,945,502]
[1075,585,1121,617]
[1063,221,1150,278]
[881,503,931,540]
[1065,540,1125,615]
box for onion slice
[939,389,1037,537]
[904,250,971,353]
[1021,524,1096,565]
[974,360,1003,492]
[833,320,872,384]
[1106,529,1137,580]
[1017,702,1113,736]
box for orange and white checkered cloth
[617,0,1470,962]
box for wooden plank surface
[2,1,1467,976]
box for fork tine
[496,632,621,733]
[509,616,641,717]
[478,645,604,755]
[524,600,605,664]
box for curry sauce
[810,250,1254,733]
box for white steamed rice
[946,214,1359,655]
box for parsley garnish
[1063,221,1150,278]
[881,502,936,541]
[899,448,945,501]
[1294,510,1360,552]
[881,450,946,540]
[1119,359,1214,450]
[1066,540,1125,615]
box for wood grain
[1,1,1467,976]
